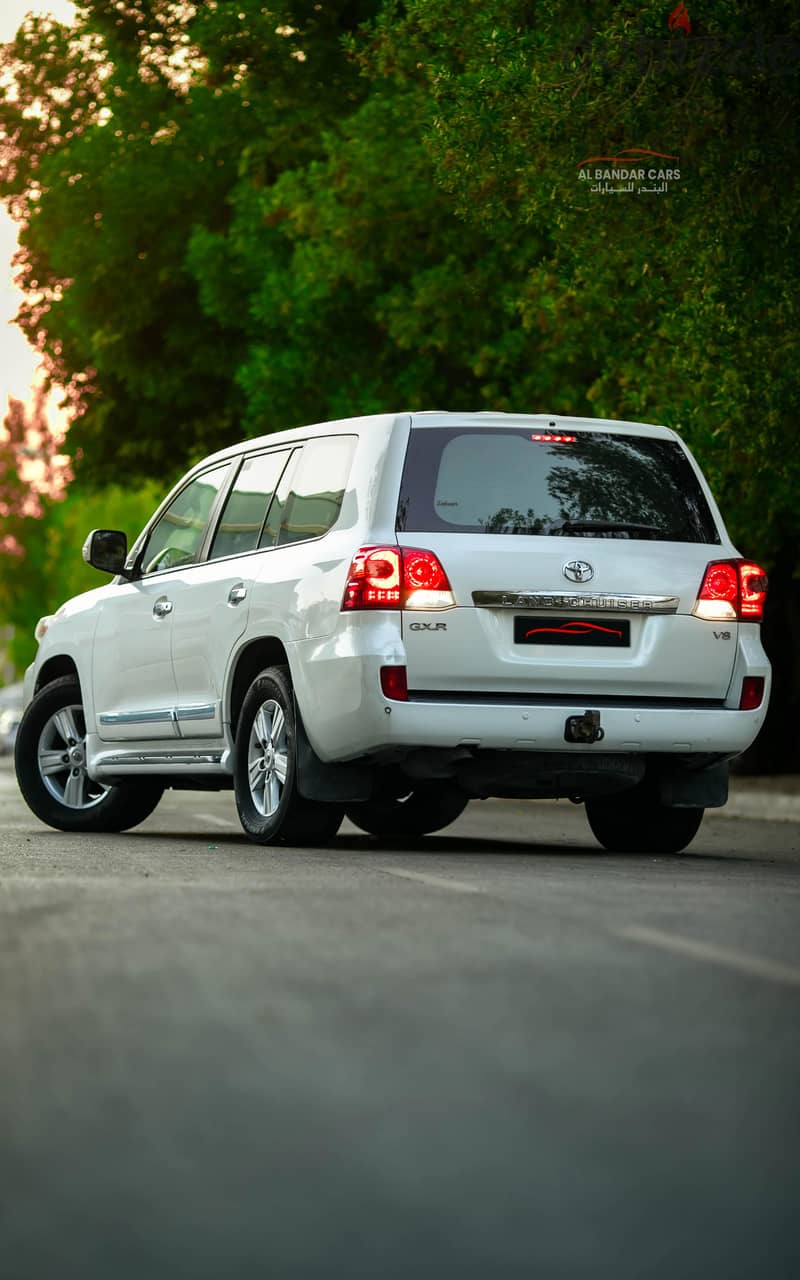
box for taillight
[341,547,402,610]
[402,549,454,609]
[693,559,768,622]
[738,562,769,620]
[342,546,455,611]
[739,677,765,710]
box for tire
[14,676,164,833]
[585,784,704,854]
[234,666,344,846]
[346,783,469,838]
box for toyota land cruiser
[15,412,770,853]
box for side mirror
[82,529,130,577]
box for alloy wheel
[247,698,289,817]
[37,704,109,810]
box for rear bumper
[383,697,766,757]
[294,651,768,762]
[289,620,770,763]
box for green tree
[1,391,161,673]
[2,0,798,763]
[1,0,380,482]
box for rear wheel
[14,676,163,833]
[585,784,703,854]
[346,783,468,838]
[234,666,344,846]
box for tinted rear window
[396,428,720,543]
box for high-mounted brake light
[693,559,768,623]
[530,433,577,443]
[342,547,455,611]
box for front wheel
[585,786,703,854]
[14,676,164,833]
[346,783,469,838]
[234,666,344,846]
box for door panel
[93,460,232,742]
[169,561,254,738]
[170,448,294,737]
[93,581,179,741]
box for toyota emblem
[563,560,594,583]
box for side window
[208,450,291,561]
[259,449,300,549]
[274,436,356,547]
[141,464,229,575]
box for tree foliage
[1,390,160,672]
[1,1,380,480]
[1,0,798,758]
[2,1,797,567]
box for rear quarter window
[275,435,357,546]
[396,428,720,543]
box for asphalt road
[2,759,799,1280]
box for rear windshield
[396,428,720,543]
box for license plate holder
[514,616,630,647]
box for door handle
[153,598,173,618]
[228,585,248,605]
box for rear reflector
[693,559,768,622]
[739,677,765,710]
[380,666,408,701]
[342,546,455,611]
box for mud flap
[658,760,730,808]
[293,700,373,803]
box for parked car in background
[0,709,21,755]
[14,411,770,853]
[0,683,23,756]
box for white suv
[15,411,770,853]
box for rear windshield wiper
[547,520,663,538]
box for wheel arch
[227,636,291,741]
[226,637,373,803]
[35,655,81,696]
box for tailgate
[399,534,737,700]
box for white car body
[23,411,770,818]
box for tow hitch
[564,710,605,745]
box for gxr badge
[409,622,447,631]
[563,560,594,583]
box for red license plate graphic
[513,616,630,647]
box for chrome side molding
[98,708,174,725]
[175,705,216,722]
[98,704,216,726]
[99,751,224,766]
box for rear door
[395,424,737,701]
[170,447,295,737]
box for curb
[713,779,800,824]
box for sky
[0,1,76,413]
